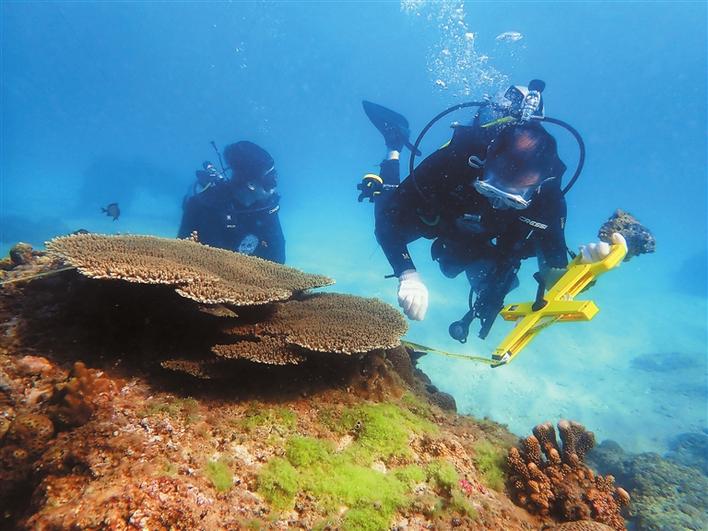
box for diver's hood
[224,141,275,183]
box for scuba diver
[178,140,285,264]
[359,80,626,341]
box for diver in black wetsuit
[361,81,626,340]
[178,141,285,264]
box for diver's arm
[373,147,453,276]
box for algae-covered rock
[9,242,34,266]
[588,440,708,531]
[598,210,655,261]
[666,432,708,475]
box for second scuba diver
[360,80,626,341]
[178,140,286,264]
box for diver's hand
[397,269,429,321]
[579,232,627,263]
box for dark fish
[71,228,90,235]
[102,203,120,221]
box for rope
[401,340,496,366]
[0,266,76,286]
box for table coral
[507,420,629,530]
[46,233,333,305]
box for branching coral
[46,233,333,305]
[507,420,629,530]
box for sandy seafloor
[5,195,705,457]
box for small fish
[71,228,90,235]
[102,203,120,221]
[495,31,523,43]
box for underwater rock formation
[666,432,708,475]
[588,439,708,531]
[598,209,655,261]
[507,420,629,530]
[0,242,543,530]
[0,354,114,516]
[544,522,615,531]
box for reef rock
[9,242,34,266]
[588,439,708,531]
[598,210,655,261]
[507,420,629,530]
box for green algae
[204,458,233,492]
[472,440,506,491]
[239,403,297,434]
[286,435,333,467]
[159,459,179,478]
[144,397,200,424]
[393,464,427,486]
[258,401,468,528]
[401,391,435,420]
[340,402,437,464]
[425,459,476,519]
[257,457,300,511]
[342,507,391,531]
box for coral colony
[0,234,644,529]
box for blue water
[2,1,706,457]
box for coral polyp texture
[46,233,333,305]
[212,336,307,366]
[228,293,408,355]
[507,420,630,531]
[598,209,655,261]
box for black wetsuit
[178,181,286,264]
[374,114,569,280]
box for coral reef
[666,432,708,475]
[254,293,408,354]
[212,336,307,365]
[598,209,655,261]
[0,354,113,519]
[544,522,615,531]
[46,233,333,305]
[214,292,407,365]
[0,242,540,530]
[507,421,629,530]
[588,439,708,531]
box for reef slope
[0,243,543,530]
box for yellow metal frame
[491,242,627,367]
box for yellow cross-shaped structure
[491,242,627,367]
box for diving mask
[474,179,533,210]
[474,167,554,210]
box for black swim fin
[362,100,421,156]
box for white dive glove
[579,232,627,264]
[397,269,429,321]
